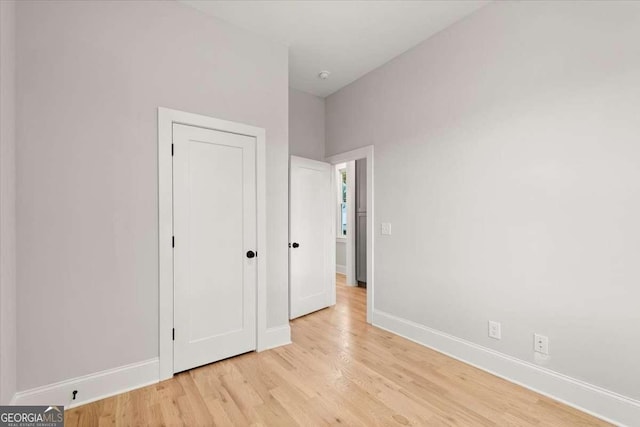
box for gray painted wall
[326,1,640,400]
[16,0,288,391]
[0,0,17,405]
[288,88,325,161]
[336,240,346,268]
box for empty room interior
[1,0,639,426]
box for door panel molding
[158,107,268,381]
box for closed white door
[289,156,334,319]
[173,123,257,373]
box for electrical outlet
[381,223,392,235]
[488,321,501,340]
[534,333,549,355]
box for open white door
[289,156,335,319]
[173,123,257,373]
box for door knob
[246,250,256,258]
[292,242,300,248]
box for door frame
[158,107,267,381]
[326,146,374,324]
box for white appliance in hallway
[172,124,257,373]
[289,156,335,319]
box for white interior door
[173,123,257,373]
[290,156,334,319]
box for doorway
[157,108,268,381]
[334,160,368,289]
[286,146,374,324]
[326,146,374,323]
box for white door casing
[289,156,335,319]
[345,160,356,285]
[158,107,268,381]
[172,124,257,373]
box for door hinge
[172,328,175,341]
[171,144,174,156]
[172,236,175,248]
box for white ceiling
[181,1,488,98]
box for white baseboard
[11,324,290,410]
[372,310,640,427]
[12,358,159,409]
[259,324,291,351]
[336,264,346,275]
[12,325,290,409]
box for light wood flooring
[66,274,609,426]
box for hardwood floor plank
[65,274,610,426]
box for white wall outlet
[534,333,549,355]
[381,223,392,235]
[488,320,501,340]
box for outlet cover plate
[488,320,501,340]
[381,223,392,235]
[534,333,549,355]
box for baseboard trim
[372,310,640,427]
[260,324,291,351]
[12,358,159,409]
[336,264,346,275]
